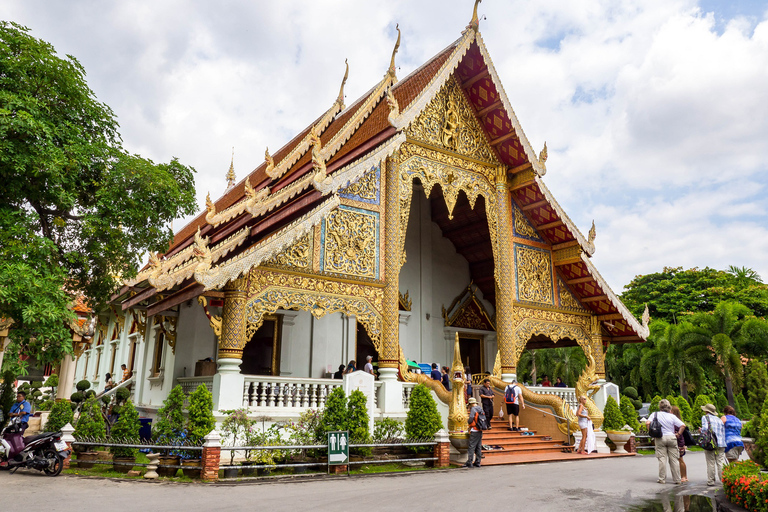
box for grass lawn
[65,452,196,482]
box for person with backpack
[465,397,486,468]
[504,380,525,431]
[700,403,727,486]
[645,399,686,484]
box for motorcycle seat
[23,433,55,444]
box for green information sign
[327,430,349,465]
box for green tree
[620,395,640,431]
[74,396,106,439]
[692,394,713,429]
[550,347,587,387]
[405,384,442,440]
[44,399,75,432]
[602,396,624,431]
[727,266,763,287]
[0,22,197,369]
[677,396,693,425]
[649,395,662,413]
[756,396,768,468]
[109,400,140,458]
[152,385,186,440]
[318,387,348,440]
[0,370,16,426]
[746,361,768,414]
[681,302,763,407]
[187,384,215,444]
[736,394,751,419]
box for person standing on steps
[465,397,484,468]
[479,379,495,430]
[504,379,525,431]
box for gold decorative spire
[264,147,275,177]
[538,141,548,166]
[468,0,482,31]
[588,220,596,245]
[205,192,215,214]
[386,85,400,126]
[225,147,236,191]
[337,59,349,109]
[388,24,401,80]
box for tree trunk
[678,367,689,401]
[725,372,735,408]
[531,350,537,385]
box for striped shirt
[701,414,726,448]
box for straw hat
[701,403,717,415]
[468,397,478,405]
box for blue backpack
[505,385,518,404]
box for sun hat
[468,397,478,405]
[701,403,717,415]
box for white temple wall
[172,302,217,380]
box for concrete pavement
[0,451,723,511]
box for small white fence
[525,385,578,412]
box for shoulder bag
[697,416,717,451]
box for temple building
[67,5,648,443]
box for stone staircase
[479,416,572,465]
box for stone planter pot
[241,462,255,477]
[157,455,180,477]
[76,451,98,469]
[606,431,632,454]
[222,467,239,479]
[181,459,201,479]
[112,456,136,473]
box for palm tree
[639,320,707,400]
[517,348,550,384]
[727,266,763,286]
[680,302,752,407]
[549,346,587,387]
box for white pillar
[278,311,298,376]
[212,358,245,412]
[344,370,375,435]
[376,367,404,415]
[57,354,77,400]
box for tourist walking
[700,403,727,486]
[440,366,451,391]
[722,405,744,463]
[646,399,686,484]
[576,396,591,454]
[479,379,495,430]
[504,380,525,431]
[465,397,484,468]
[670,406,688,482]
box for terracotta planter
[76,451,98,469]
[112,456,136,473]
[606,431,632,454]
[157,455,180,477]
[181,458,201,479]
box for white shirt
[649,411,684,436]
[364,362,374,374]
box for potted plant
[109,399,140,473]
[602,396,632,453]
[74,396,106,468]
[220,408,251,478]
[44,399,75,433]
[151,385,186,477]
[182,384,216,479]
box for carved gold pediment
[557,277,587,312]
[262,232,313,271]
[406,74,499,166]
[442,283,495,331]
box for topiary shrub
[716,394,728,413]
[737,394,752,420]
[109,400,140,458]
[677,396,693,425]
[115,387,130,401]
[754,395,768,468]
[747,361,768,414]
[405,384,442,441]
[44,399,75,432]
[152,385,186,442]
[75,396,106,440]
[70,391,85,406]
[36,399,54,411]
[76,380,91,392]
[692,394,713,429]
[623,386,639,400]
[620,395,640,431]
[187,384,215,445]
[649,395,662,414]
[347,390,371,456]
[602,396,625,431]
[45,373,59,398]
[318,387,348,442]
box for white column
[212,358,245,412]
[278,310,298,376]
[344,370,375,434]
[57,354,77,400]
[376,367,404,415]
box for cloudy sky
[5,0,768,294]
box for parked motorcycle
[0,417,69,476]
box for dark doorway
[240,315,281,376]
[355,322,377,372]
[459,334,484,374]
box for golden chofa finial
[388,24,401,79]
[468,0,482,31]
[337,59,349,109]
[225,147,236,191]
[264,147,275,178]
[588,220,596,245]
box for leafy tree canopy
[0,22,197,371]
[621,266,768,323]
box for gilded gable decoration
[514,243,554,305]
[321,206,379,279]
[557,277,586,312]
[405,75,498,165]
[513,204,542,242]
[339,164,379,204]
[398,290,412,311]
[262,232,312,271]
[442,283,495,331]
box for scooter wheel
[41,449,63,476]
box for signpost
[327,431,349,472]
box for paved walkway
[0,451,724,512]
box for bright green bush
[76,380,91,392]
[373,418,404,442]
[44,399,74,432]
[716,394,728,413]
[109,400,140,458]
[692,394,713,429]
[623,386,639,400]
[75,396,106,440]
[115,387,130,401]
[602,396,625,431]
[620,395,640,431]
[152,385,186,440]
[737,394,752,419]
[747,361,768,414]
[755,395,768,469]
[187,384,215,444]
[347,390,371,456]
[405,384,442,440]
[677,396,693,425]
[649,395,662,413]
[318,387,347,441]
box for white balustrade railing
[526,385,578,412]
[402,382,416,409]
[177,376,214,406]
[242,375,343,410]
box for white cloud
[5,0,768,289]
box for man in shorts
[504,379,525,431]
